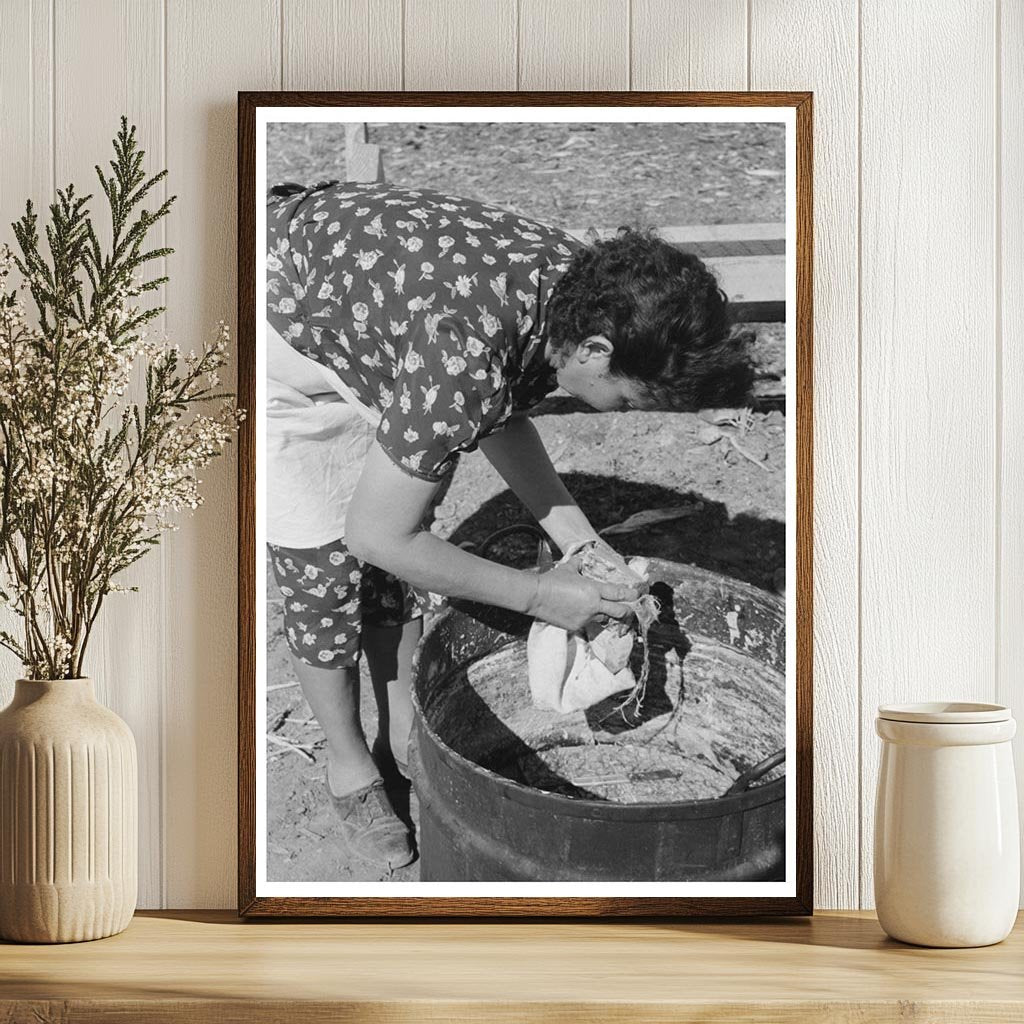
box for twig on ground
[599,504,704,536]
[725,434,771,472]
[696,412,771,473]
[267,734,317,763]
[270,707,293,733]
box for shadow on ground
[447,472,785,593]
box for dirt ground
[264,122,786,883]
[267,121,785,230]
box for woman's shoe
[324,777,415,870]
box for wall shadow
[529,393,597,416]
[530,393,785,416]
[447,472,785,593]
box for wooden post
[345,122,385,183]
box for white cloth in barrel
[526,541,660,714]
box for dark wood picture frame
[237,90,813,917]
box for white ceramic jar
[874,702,1019,947]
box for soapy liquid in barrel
[511,740,727,803]
[439,633,785,804]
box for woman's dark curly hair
[544,226,754,411]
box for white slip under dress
[265,321,383,550]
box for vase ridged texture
[0,678,137,943]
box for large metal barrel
[409,559,786,882]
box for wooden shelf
[2,909,1022,1022]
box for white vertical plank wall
[632,0,746,91]
[53,0,168,911]
[749,0,861,913]
[284,0,403,91]
[0,2,53,691]
[161,0,280,909]
[0,0,1017,910]
[859,0,999,909]
[1001,0,1024,897]
[405,0,517,90]
[519,0,630,90]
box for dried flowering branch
[0,116,241,679]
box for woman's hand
[346,442,640,627]
[526,553,643,632]
[584,534,632,570]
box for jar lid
[877,702,1011,724]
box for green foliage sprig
[0,117,241,679]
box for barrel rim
[641,558,787,624]
[412,639,786,819]
[412,558,787,818]
[412,705,786,821]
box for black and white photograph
[242,97,809,912]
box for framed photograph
[237,91,812,916]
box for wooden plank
[519,0,629,90]
[631,0,747,91]
[565,223,786,251]
[750,0,860,909]
[561,227,782,260]
[5,910,1024,1020]
[405,0,516,90]
[282,0,402,90]
[345,123,385,182]
[565,234,785,321]
[0,0,52,696]
[706,254,784,317]
[859,0,998,908]
[52,0,166,910]
[164,0,280,908]
[1000,0,1024,904]
[727,299,785,325]
[687,238,785,258]
[650,223,785,244]
[565,224,786,319]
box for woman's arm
[476,413,600,552]
[344,441,640,631]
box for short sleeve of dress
[266,189,308,343]
[266,183,332,346]
[376,314,513,483]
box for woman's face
[546,336,654,412]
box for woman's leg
[269,541,381,796]
[271,539,414,867]
[289,658,380,796]
[362,617,423,765]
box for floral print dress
[266,180,583,481]
[265,181,583,668]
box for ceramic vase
[874,701,1019,947]
[0,678,137,943]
